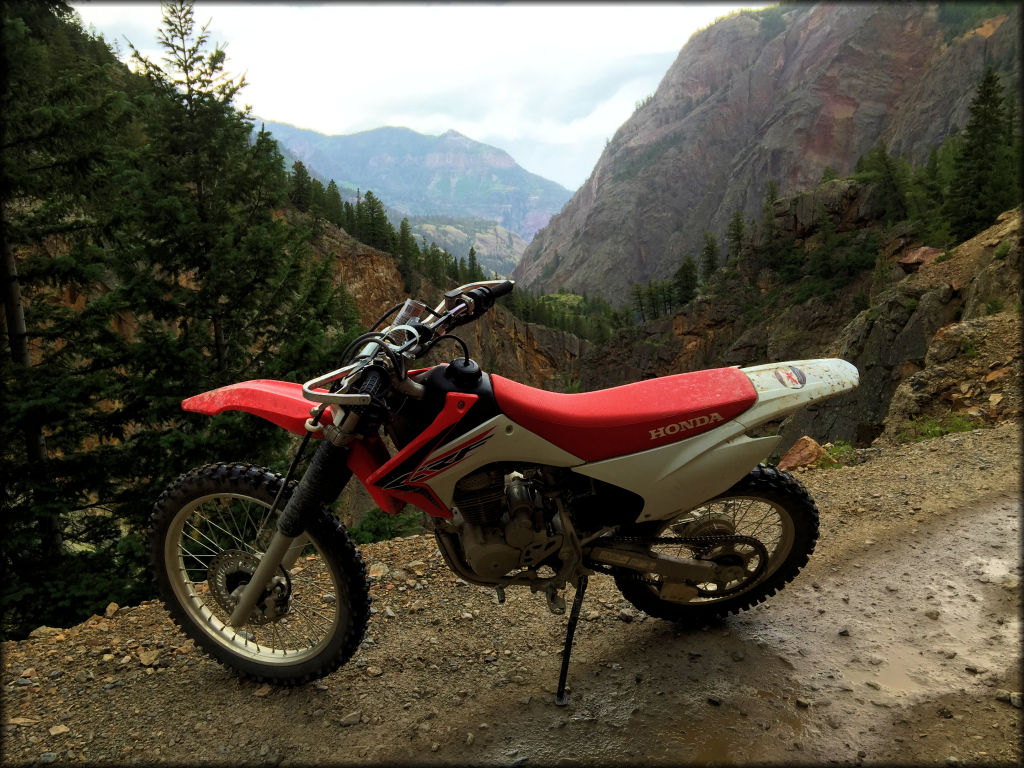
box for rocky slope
[514,2,1020,301]
[577,204,1021,455]
[262,122,572,242]
[779,207,1021,450]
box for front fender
[182,379,333,436]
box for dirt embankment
[3,421,1021,766]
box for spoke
[201,515,252,552]
[183,521,226,555]
[293,605,327,643]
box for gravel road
[3,421,1020,766]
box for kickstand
[554,575,588,706]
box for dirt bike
[149,279,858,704]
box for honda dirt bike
[149,279,858,704]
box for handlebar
[302,279,515,407]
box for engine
[451,468,562,580]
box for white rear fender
[736,358,859,430]
[574,358,858,523]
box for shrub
[993,240,1010,260]
[817,440,857,469]
[349,506,426,544]
[985,297,1004,315]
[896,413,977,443]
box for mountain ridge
[257,120,572,242]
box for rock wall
[514,3,1020,303]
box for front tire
[613,465,818,624]
[149,463,370,684]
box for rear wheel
[613,466,818,624]
[149,463,370,684]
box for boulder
[777,436,827,471]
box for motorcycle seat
[490,367,757,462]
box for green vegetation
[896,413,978,443]
[1,1,364,638]
[985,297,1005,315]
[817,440,857,469]
[349,506,426,545]
[993,240,1011,260]
[503,290,623,344]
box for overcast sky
[71,2,767,191]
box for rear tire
[613,465,818,624]
[149,463,370,684]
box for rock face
[514,3,1020,302]
[578,205,1020,454]
[778,207,1021,450]
[407,219,527,278]
[261,122,572,242]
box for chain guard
[585,533,770,596]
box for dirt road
[3,422,1020,765]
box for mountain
[257,122,572,242]
[406,216,527,277]
[513,2,1020,301]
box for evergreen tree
[467,246,484,281]
[289,160,312,212]
[5,0,362,637]
[761,179,780,267]
[2,0,142,635]
[324,179,344,226]
[629,283,647,323]
[699,230,721,283]
[673,255,698,306]
[854,142,908,224]
[946,67,1021,241]
[725,209,746,263]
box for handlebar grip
[352,367,389,413]
[489,279,515,299]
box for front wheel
[149,463,370,684]
[613,465,819,624]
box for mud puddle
[379,496,1020,766]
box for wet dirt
[2,422,1021,766]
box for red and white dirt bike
[150,279,858,704]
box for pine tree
[946,67,1020,241]
[854,142,908,224]
[699,230,721,283]
[630,283,647,323]
[761,179,780,267]
[324,179,344,226]
[673,255,698,306]
[725,209,746,264]
[1,0,145,636]
[289,160,312,212]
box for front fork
[228,438,353,627]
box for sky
[71,2,768,191]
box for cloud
[71,2,766,190]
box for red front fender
[182,379,334,436]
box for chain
[584,533,769,590]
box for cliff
[514,3,1020,301]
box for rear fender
[736,358,859,430]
